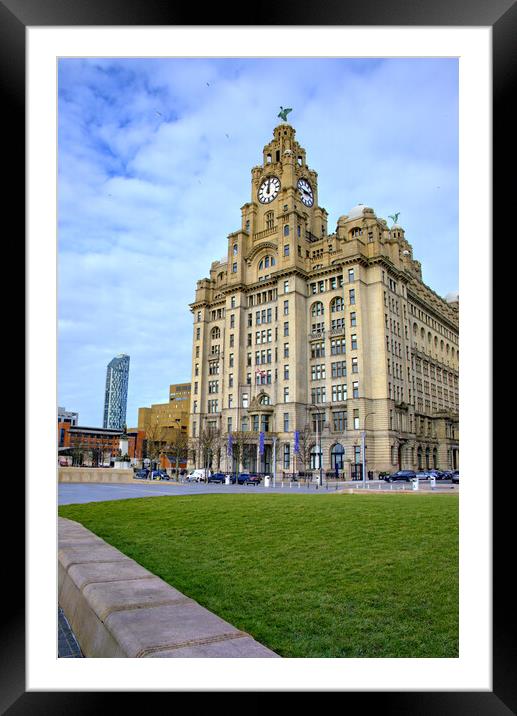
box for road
[58,479,458,505]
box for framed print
[5,0,511,711]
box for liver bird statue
[388,212,400,226]
[278,106,293,122]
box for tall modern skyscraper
[103,354,130,429]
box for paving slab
[83,576,191,622]
[58,543,132,571]
[149,636,281,658]
[104,601,248,658]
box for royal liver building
[188,121,459,478]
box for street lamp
[361,411,376,487]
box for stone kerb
[58,517,279,658]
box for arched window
[417,447,423,470]
[311,301,324,317]
[350,227,362,238]
[233,244,238,255]
[265,211,274,230]
[259,394,271,405]
[310,445,322,470]
[284,225,290,236]
[331,297,344,312]
[258,255,276,271]
[330,443,345,470]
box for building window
[311,341,325,359]
[284,387,289,403]
[196,327,200,340]
[284,343,289,358]
[284,244,290,256]
[351,357,358,373]
[230,314,235,328]
[331,361,346,378]
[350,312,357,326]
[352,381,359,398]
[284,300,289,315]
[348,268,355,282]
[228,395,233,408]
[311,301,324,317]
[331,338,346,355]
[241,416,249,431]
[331,297,344,312]
[284,365,289,380]
[229,334,234,348]
[353,409,359,430]
[229,373,234,388]
[333,411,347,431]
[229,353,234,368]
[284,280,289,293]
[331,384,347,402]
[232,263,237,273]
[284,225,290,237]
[331,443,345,470]
[242,393,249,408]
[283,443,291,469]
[265,211,274,229]
[284,322,289,337]
[233,244,238,256]
[351,334,358,350]
[283,413,290,432]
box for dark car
[236,473,262,486]
[207,472,227,483]
[384,470,417,483]
[150,469,168,480]
[451,471,459,484]
[134,469,149,480]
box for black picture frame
[7,0,508,711]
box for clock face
[297,178,314,207]
[258,176,280,204]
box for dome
[445,291,459,303]
[347,203,375,220]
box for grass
[58,493,458,658]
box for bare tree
[167,428,189,476]
[229,430,257,475]
[144,422,167,470]
[296,424,315,475]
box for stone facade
[188,123,459,477]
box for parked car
[186,469,210,482]
[384,470,417,483]
[235,473,262,486]
[415,471,433,480]
[207,472,227,483]
[134,469,149,480]
[149,470,165,480]
[451,471,459,484]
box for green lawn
[59,493,458,658]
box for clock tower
[227,123,328,286]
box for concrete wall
[58,467,139,484]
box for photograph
[56,56,460,661]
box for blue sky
[58,57,458,428]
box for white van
[186,469,210,483]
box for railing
[253,226,277,241]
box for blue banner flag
[227,433,233,457]
[259,431,265,455]
[294,430,300,454]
